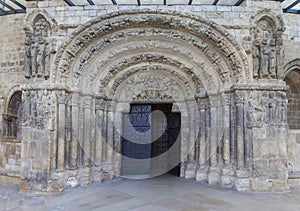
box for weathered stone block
[235,178,250,191]
[251,179,272,192]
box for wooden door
[167,112,181,176]
[121,104,181,177]
[121,105,152,176]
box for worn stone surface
[0,0,299,192]
[1,175,300,210]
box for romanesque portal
[1,1,299,192]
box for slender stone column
[220,93,234,188]
[235,91,245,170]
[83,96,93,167]
[106,99,114,165]
[205,105,211,167]
[207,95,220,185]
[70,93,80,169]
[196,96,208,181]
[94,97,104,166]
[102,103,108,162]
[209,97,218,168]
[103,98,114,179]
[65,102,71,169]
[185,101,197,178]
[112,100,121,170]
[223,93,231,166]
[56,90,67,170]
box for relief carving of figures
[268,92,276,123]
[261,39,271,78]
[246,93,266,128]
[24,17,51,79]
[22,91,31,127]
[22,90,55,129]
[252,91,288,125]
[281,92,288,123]
[24,34,32,78]
[124,73,181,100]
[252,19,280,79]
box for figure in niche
[268,92,276,123]
[281,92,288,122]
[261,39,271,78]
[253,40,261,78]
[252,18,278,79]
[24,34,32,78]
[269,39,277,78]
[26,17,51,79]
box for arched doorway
[24,9,293,192]
[284,60,300,181]
[284,69,300,130]
[1,90,22,179]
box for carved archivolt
[53,9,250,91]
[93,53,211,95]
[107,63,198,97]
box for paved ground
[1,174,300,210]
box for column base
[196,167,207,181]
[234,169,250,191]
[207,167,220,185]
[220,167,234,188]
[184,162,197,179]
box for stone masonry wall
[0,13,26,128]
[0,14,26,181]
[0,0,299,191]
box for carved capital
[234,91,246,104]
[196,97,208,110]
[56,90,67,104]
[95,98,106,110]
[223,93,232,106]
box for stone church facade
[0,0,299,192]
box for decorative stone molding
[283,58,300,79]
[53,9,250,87]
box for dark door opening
[121,103,181,177]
